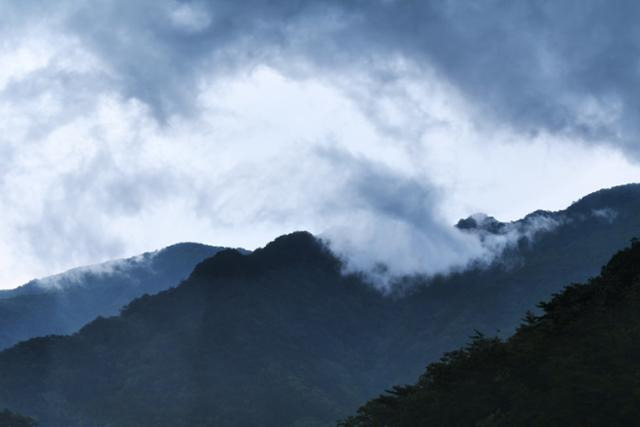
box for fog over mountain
[343,235,640,426]
[1,184,639,426]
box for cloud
[1,1,640,288]
[592,208,618,223]
[315,149,487,285]
[460,212,566,258]
[6,0,633,155]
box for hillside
[0,243,226,350]
[383,183,640,384]
[0,232,391,426]
[342,239,640,426]
[0,184,638,426]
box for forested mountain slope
[343,239,640,426]
[385,183,640,383]
[0,184,639,426]
[0,233,391,426]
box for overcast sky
[1,0,639,288]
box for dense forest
[0,184,638,425]
[342,239,640,426]
[0,232,388,426]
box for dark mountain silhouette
[0,184,638,426]
[0,232,391,426]
[0,243,228,350]
[385,183,640,384]
[342,238,640,426]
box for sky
[1,0,640,288]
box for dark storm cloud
[35,0,640,153]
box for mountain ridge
[0,242,231,350]
[1,183,640,425]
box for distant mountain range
[0,243,228,350]
[0,183,639,426]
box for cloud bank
[13,0,639,152]
[0,1,640,287]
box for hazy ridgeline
[0,243,226,351]
[0,184,639,426]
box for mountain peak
[455,213,504,233]
[190,231,340,280]
[254,231,328,261]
